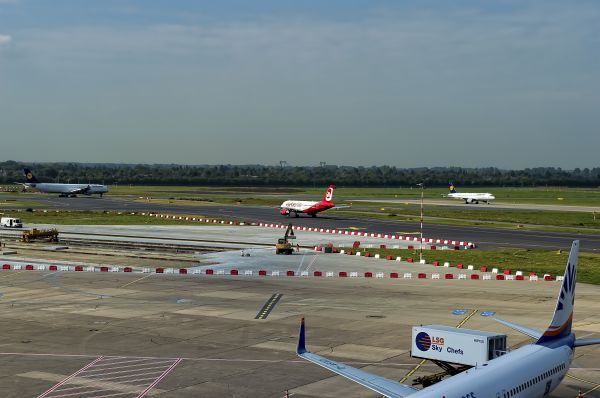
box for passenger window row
[503,363,566,397]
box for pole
[420,186,423,262]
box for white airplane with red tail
[280,185,349,217]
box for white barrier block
[86,266,95,272]
[244,270,253,276]
[37,265,46,271]
[14,264,22,270]
[193,269,202,274]
[516,271,523,276]
[143,267,152,273]
[403,272,412,279]
[396,256,402,261]
[431,273,440,279]
[483,274,492,280]
[492,268,499,274]
[376,272,385,278]
[506,275,514,280]
[350,272,359,278]
[374,254,380,259]
[271,270,280,276]
[458,274,467,280]
[556,276,564,282]
[529,275,538,281]
[340,250,345,254]
[326,271,334,277]
[216,270,225,275]
[467,265,474,271]
[60,265,69,271]
[419,259,426,265]
[300,271,309,277]
[356,252,361,256]
[166,268,175,274]
[393,245,400,249]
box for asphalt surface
[4,194,600,252]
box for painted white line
[136,358,182,398]
[37,356,105,398]
[43,389,108,398]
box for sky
[0,0,599,168]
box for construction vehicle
[275,224,296,255]
[22,228,59,243]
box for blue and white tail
[448,182,457,193]
[23,168,40,184]
[537,240,578,345]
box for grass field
[9,210,236,226]
[341,246,600,285]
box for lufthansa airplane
[445,182,495,204]
[297,240,600,397]
[22,169,108,197]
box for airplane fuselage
[280,200,334,216]
[447,192,495,204]
[411,339,572,398]
[25,183,109,196]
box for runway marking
[583,382,600,395]
[119,273,153,289]
[3,351,434,367]
[397,309,478,385]
[255,293,283,320]
[33,356,181,398]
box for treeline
[1,161,599,187]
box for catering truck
[412,325,507,367]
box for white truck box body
[1,217,23,228]
[411,325,506,366]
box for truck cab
[1,217,23,228]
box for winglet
[297,317,307,355]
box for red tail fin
[322,185,334,203]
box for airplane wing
[331,205,352,210]
[493,318,542,340]
[67,186,91,195]
[296,318,418,398]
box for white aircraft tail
[537,241,578,345]
[322,184,334,203]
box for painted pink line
[37,356,105,398]
[136,358,182,398]
[86,369,166,381]
[80,361,175,374]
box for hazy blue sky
[1,1,598,168]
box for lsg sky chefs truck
[411,325,507,387]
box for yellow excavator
[275,224,296,255]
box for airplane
[279,185,349,217]
[445,182,495,204]
[21,168,109,197]
[296,240,600,398]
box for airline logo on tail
[537,241,578,344]
[324,185,334,202]
[449,182,457,193]
[24,169,39,184]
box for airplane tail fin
[23,168,39,184]
[448,182,457,193]
[322,185,334,203]
[536,240,578,345]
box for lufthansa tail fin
[322,185,334,203]
[536,241,578,345]
[448,182,457,193]
[23,169,39,184]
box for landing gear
[311,214,316,218]
[289,210,299,218]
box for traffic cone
[577,389,583,398]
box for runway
[4,194,600,251]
